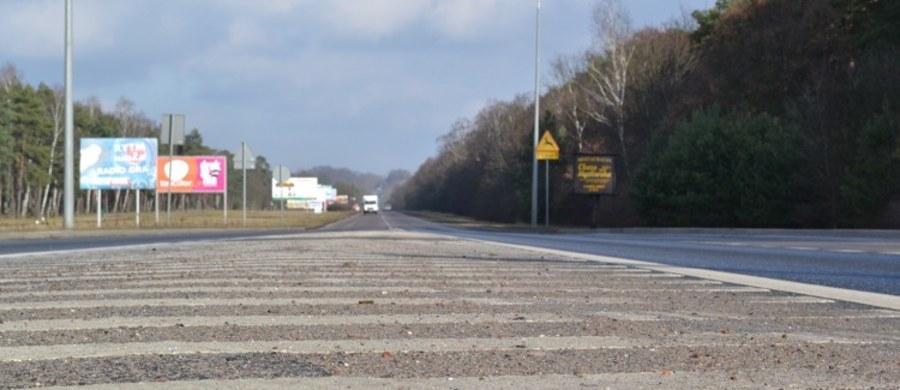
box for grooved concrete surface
[0,230,897,389]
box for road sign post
[234,142,256,226]
[160,114,185,225]
[535,131,560,227]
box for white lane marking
[0,333,882,363]
[0,312,578,332]
[0,297,532,311]
[461,238,900,311]
[0,336,638,362]
[380,211,394,230]
[0,244,159,260]
[42,371,889,390]
[788,246,817,251]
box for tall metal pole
[63,0,75,229]
[242,142,247,227]
[530,0,541,228]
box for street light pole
[531,0,541,228]
[63,0,75,229]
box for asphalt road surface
[327,212,900,297]
[0,212,896,388]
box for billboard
[272,177,318,200]
[79,138,158,190]
[574,154,616,195]
[157,156,227,193]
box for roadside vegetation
[392,0,899,228]
[0,210,354,233]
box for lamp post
[63,0,75,229]
[531,0,541,228]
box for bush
[841,110,900,222]
[632,106,802,227]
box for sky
[0,0,711,176]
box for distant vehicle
[383,204,392,211]
[362,194,379,214]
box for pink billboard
[157,156,226,193]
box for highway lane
[371,212,900,296]
[458,231,900,296]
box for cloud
[0,0,127,58]
[324,0,430,39]
[0,1,66,58]
[207,0,529,42]
[426,0,525,41]
[217,0,309,16]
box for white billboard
[272,177,318,200]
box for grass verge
[0,210,355,234]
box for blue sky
[1,0,711,176]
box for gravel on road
[0,230,897,389]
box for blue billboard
[79,138,158,190]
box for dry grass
[0,210,354,233]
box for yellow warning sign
[536,131,560,160]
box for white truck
[362,194,379,214]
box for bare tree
[0,63,22,94]
[115,97,136,136]
[551,55,589,152]
[583,0,634,173]
[112,97,137,213]
[39,86,65,219]
[84,96,102,120]
[438,119,474,165]
[475,96,530,172]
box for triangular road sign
[536,131,560,160]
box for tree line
[391,0,899,228]
[0,65,276,221]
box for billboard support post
[242,143,247,226]
[166,115,173,225]
[96,189,101,228]
[223,181,227,226]
[136,189,140,227]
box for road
[5,211,898,297]
[0,212,897,388]
[326,212,900,297]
